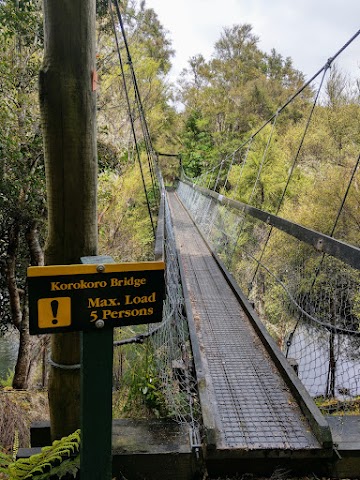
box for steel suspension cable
[184,30,360,192]
[309,151,360,288]
[109,0,155,236]
[329,152,360,239]
[226,117,277,266]
[112,0,159,202]
[249,66,329,288]
[248,114,278,206]
[286,148,359,352]
[201,29,360,184]
[213,159,225,191]
[234,137,253,193]
[223,152,235,191]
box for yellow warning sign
[28,261,165,334]
[37,297,72,329]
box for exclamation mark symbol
[51,300,59,325]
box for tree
[180,109,213,177]
[0,0,46,389]
[178,24,305,177]
[325,65,360,159]
[39,0,97,440]
[96,0,176,158]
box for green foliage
[0,0,43,47]
[0,0,46,336]
[98,165,155,262]
[210,57,360,344]
[122,346,166,418]
[131,369,165,417]
[232,124,288,210]
[178,23,306,174]
[0,370,14,388]
[1,430,81,480]
[315,396,360,415]
[96,0,177,157]
[134,1,174,75]
[97,140,122,173]
[180,110,214,177]
[0,449,12,472]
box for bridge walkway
[167,190,331,458]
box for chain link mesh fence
[177,180,360,421]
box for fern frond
[7,429,81,480]
[25,454,80,480]
[0,450,12,472]
[12,430,19,462]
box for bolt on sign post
[28,257,165,479]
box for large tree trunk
[39,0,97,440]
[6,222,22,330]
[6,221,30,390]
[25,222,47,388]
[10,222,46,389]
[12,302,31,389]
[26,221,44,267]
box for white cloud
[145,0,360,81]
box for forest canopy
[0,0,359,404]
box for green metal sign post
[80,256,114,480]
[27,255,165,479]
[81,328,113,478]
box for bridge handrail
[154,161,165,261]
[211,249,333,448]
[154,189,165,261]
[180,179,360,272]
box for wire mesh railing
[113,191,202,450]
[177,180,360,421]
[149,196,201,449]
[175,30,360,427]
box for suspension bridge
[107,10,360,477]
[22,5,360,478]
[168,186,330,454]
[143,173,358,476]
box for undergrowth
[0,390,48,454]
[0,370,14,389]
[315,395,360,415]
[112,335,167,419]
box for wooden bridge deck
[167,190,330,455]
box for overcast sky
[144,0,360,83]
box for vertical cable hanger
[247,114,278,206]
[249,65,330,290]
[112,0,159,202]
[309,151,360,290]
[109,0,155,236]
